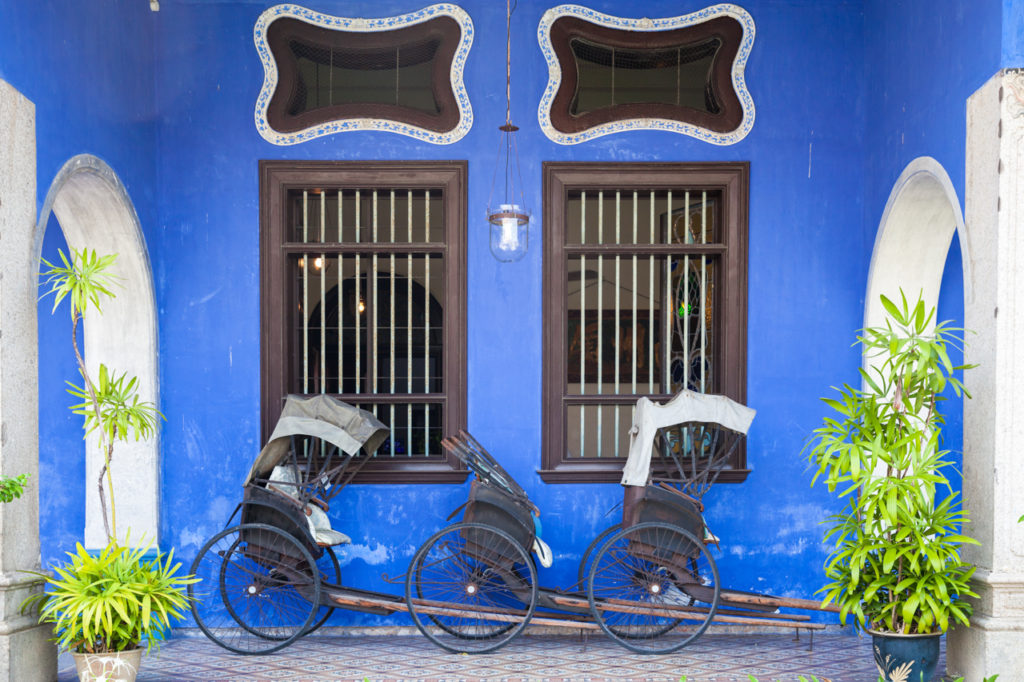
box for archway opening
[36,155,160,552]
[864,157,969,332]
[863,155,969,503]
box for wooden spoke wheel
[587,521,720,654]
[188,523,321,655]
[405,522,538,653]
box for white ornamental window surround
[254,4,473,145]
[538,4,755,146]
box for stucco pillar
[0,79,58,680]
[947,68,1024,679]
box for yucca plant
[806,292,978,635]
[25,540,196,653]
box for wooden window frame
[260,160,468,484]
[540,162,749,484]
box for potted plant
[806,292,978,682]
[26,541,194,681]
[29,248,194,681]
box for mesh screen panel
[569,37,722,115]
[287,38,442,115]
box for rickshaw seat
[307,504,351,546]
[268,465,351,547]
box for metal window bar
[700,191,708,392]
[293,187,447,459]
[614,192,621,454]
[302,190,309,395]
[664,192,672,393]
[579,191,586,457]
[355,190,362,395]
[596,191,604,457]
[683,191,690,392]
[563,189,718,460]
[424,190,431,457]
[407,190,413,457]
[389,190,396,456]
[648,191,655,391]
[372,191,379,411]
[631,191,637,395]
[344,191,348,393]
[320,191,327,394]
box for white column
[948,69,1024,679]
[0,78,58,682]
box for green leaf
[880,294,901,322]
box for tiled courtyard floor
[57,632,949,681]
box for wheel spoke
[189,524,322,655]
[406,523,538,653]
[588,521,719,654]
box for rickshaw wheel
[577,523,622,587]
[405,522,538,654]
[305,545,340,635]
[587,521,720,654]
[188,523,321,655]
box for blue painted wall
[862,0,1004,527]
[1003,0,1024,67]
[149,0,867,624]
[3,0,1005,631]
[0,1,159,564]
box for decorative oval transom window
[255,4,473,145]
[538,4,755,145]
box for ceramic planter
[72,647,142,682]
[869,629,941,682]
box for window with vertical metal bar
[261,161,468,483]
[541,162,749,483]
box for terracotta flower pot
[869,629,941,682]
[72,647,143,682]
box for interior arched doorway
[35,154,160,549]
[863,156,970,332]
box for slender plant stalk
[40,249,162,549]
[70,308,116,541]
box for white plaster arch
[864,156,971,333]
[34,154,160,549]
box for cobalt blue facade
[0,0,1006,627]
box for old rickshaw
[188,392,834,656]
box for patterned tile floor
[57,632,948,682]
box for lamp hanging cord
[505,0,513,127]
[488,0,525,217]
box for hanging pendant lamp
[486,0,530,262]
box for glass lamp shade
[487,203,529,262]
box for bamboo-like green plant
[25,540,196,654]
[805,292,978,634]
[31,249,195,656]
[40,248,163,542]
